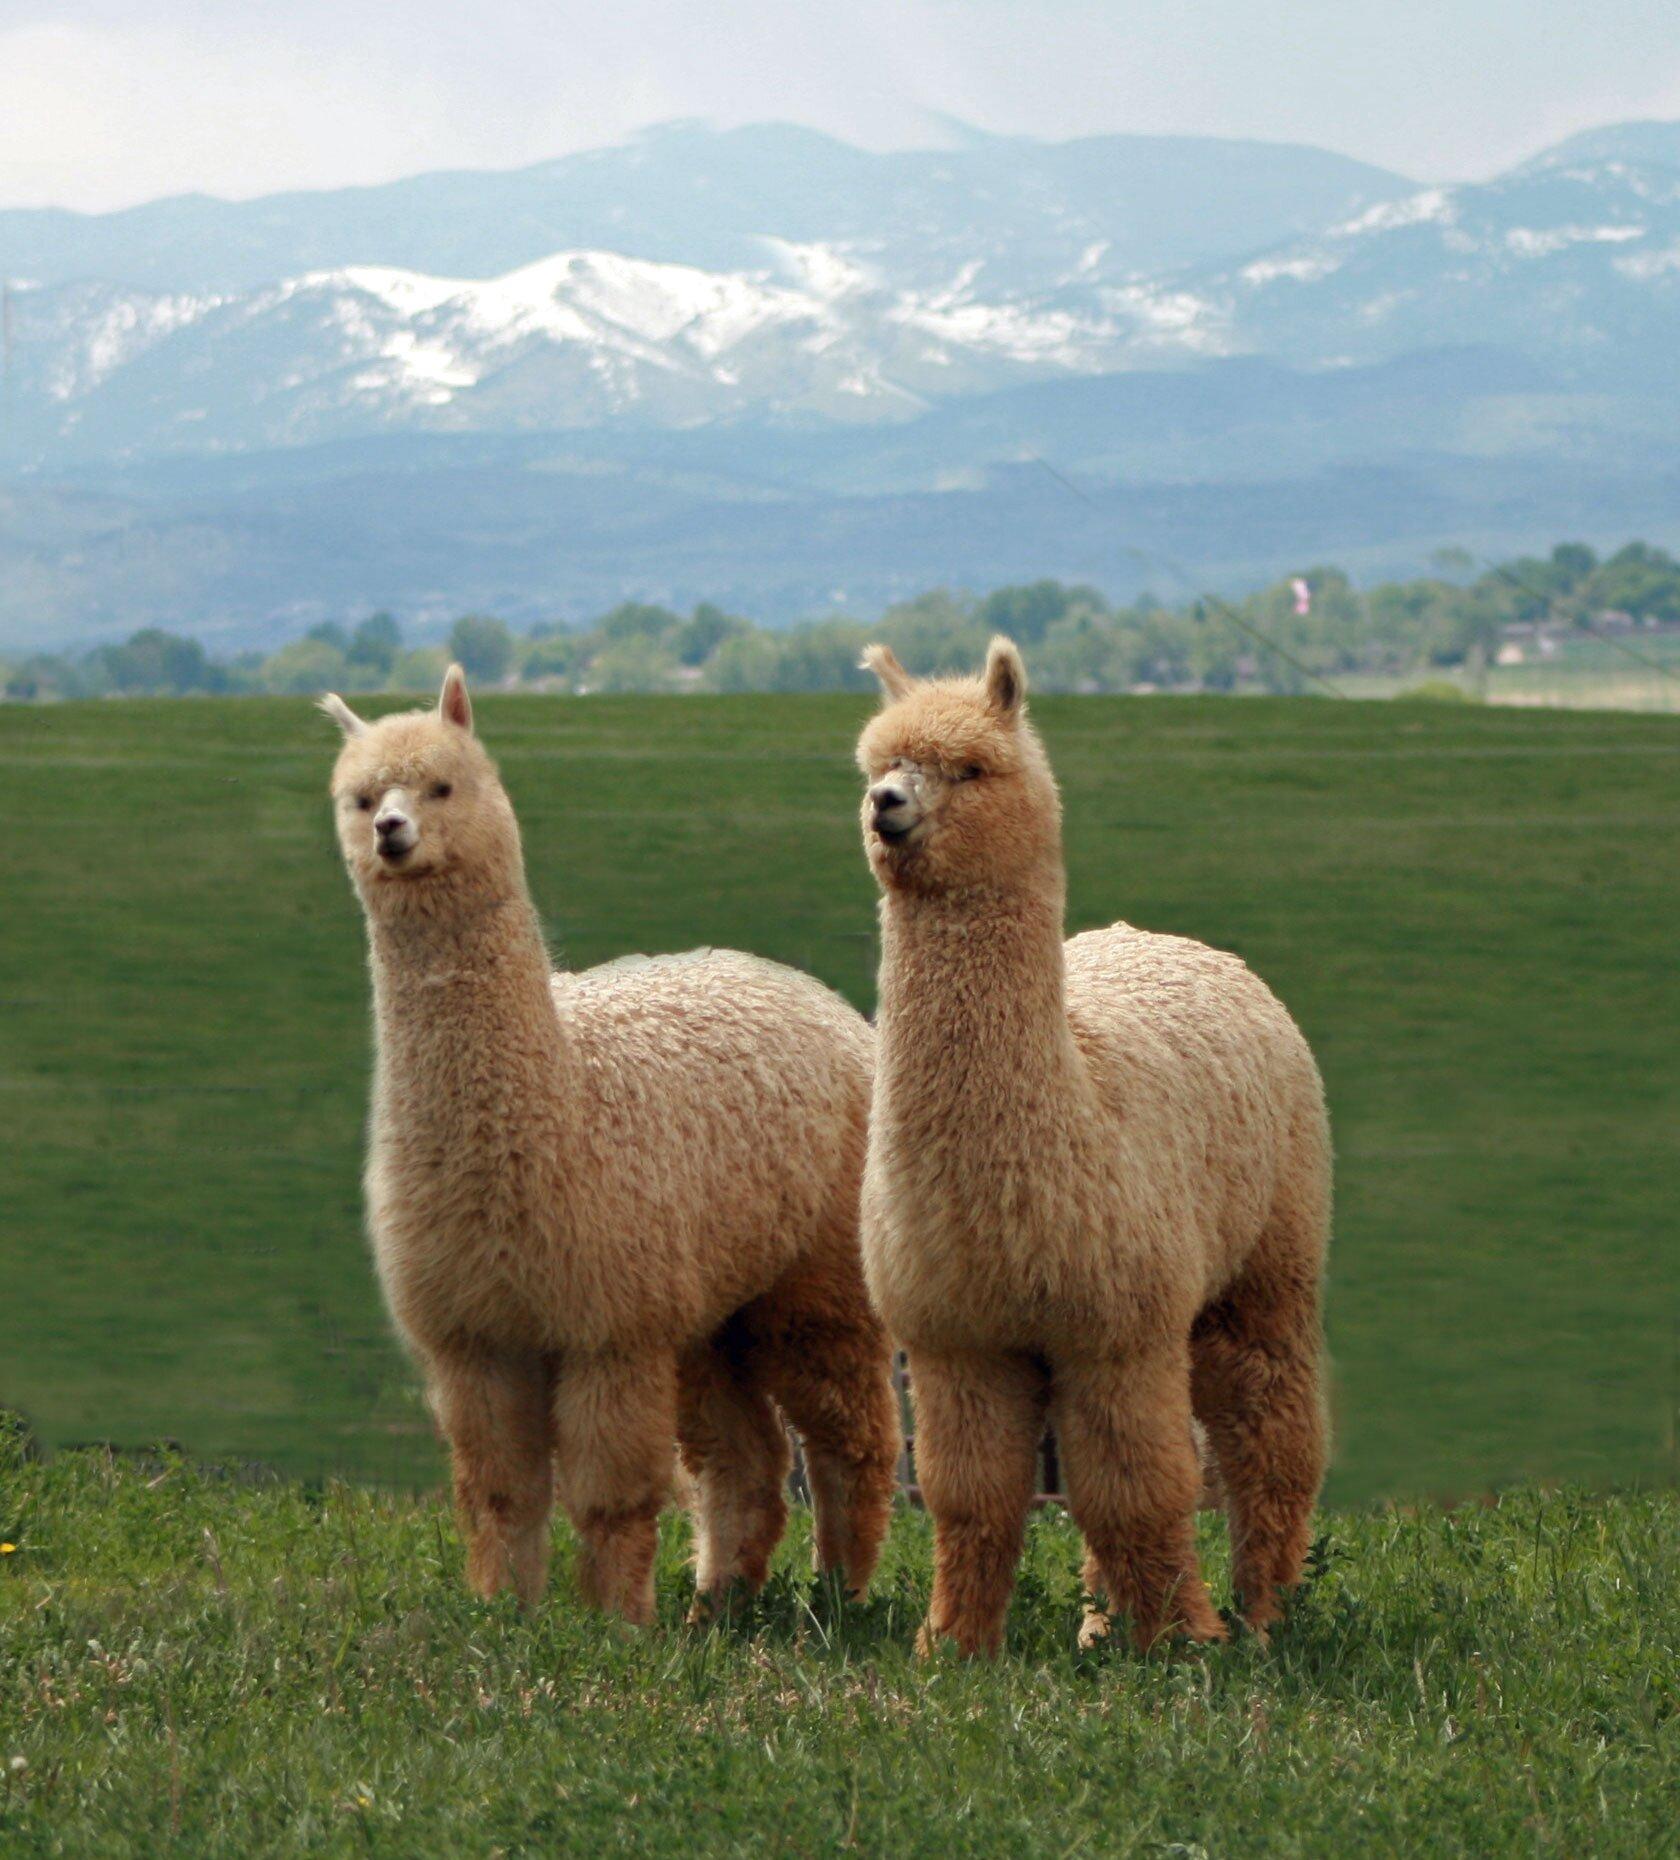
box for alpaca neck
[876,877,1087,1116]
[366,879,572,1133]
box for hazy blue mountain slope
[8,119,1680,646]
[0,122,1410,296]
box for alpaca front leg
[554,1348,678,1626]
[909,1349,1048,1658]
[1052,1349,1225,1652]
[428,1349,556,1608]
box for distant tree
[1550,542,1597,585]
[878,590,985,675]
[597,601,683,645]
[520,633,580,684]
[306,620,352,653]
[762,619,873,692]
[1592,543,1680,623]
[261,637,349,696]
[589,637,678,693]
[97,628,218,695]
[977,580,1106,645]
[348,612,402,674]
[389,646,450,691]
[674,602,747,666]
[704,631,782,694]
[448,614,516,683]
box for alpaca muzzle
[868,780,921,843]
[375,812,418,861]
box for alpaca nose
[375,812,408,838]
[869,781,916,838]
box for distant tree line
[5,542,1678,703]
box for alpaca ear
[983,636,1027,720]
[860,643,914,702]
[438,663,473,732]
[318,692,366,737]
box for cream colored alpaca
[856,639,1330,1657]
[322,669,898,1624]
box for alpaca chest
[367,1134,574,1352]
[863,1101,1198,1354]
[868,1146,1129,1344]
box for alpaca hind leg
[428,1348,556,1608]
[676,1336,791,1613]
[1052,1349,1225,1653]
[749,1257,899,1598]
[910,1349,1048,1658]
[762,1340,897,1596]
[554,1348,678,1626]
[1191,1261,1326,1638]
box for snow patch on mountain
[1504,223,1646,258]
[1332,188,1456,237]
[757,239,876,300]
[45,288,224,401]
[1240,252,1342,286]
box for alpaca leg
[553,1348,677,1626]
[676,1337,791,1612]
[910,1349,1048,1658]
[428,1348,556,1608]
[749,1261,899,1598]
[1051,1349,1226,1652]
[760,1336,898,1596]
[1191,1261,1327,1638]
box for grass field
[3,1432,1676,1857]
[3,692,1679,1502]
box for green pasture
[2,692,1678,1501]
[2,1436,1675,1857]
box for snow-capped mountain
[9,119,1680,644]
[14,129,1680,467]
[1108,156,1680,380]
[6,242,1136,460]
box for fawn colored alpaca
[322,669,898,1624]
[856,639,1330,1656]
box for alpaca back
[553,949,874,1335]
[1063,923,1330,1304]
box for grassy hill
[2,1435,1675,1856]
[2,692,1678,1501]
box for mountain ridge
[6,117,1680,646]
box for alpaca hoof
[685,1579,747,1627]
[1235,1604,1277,1648]
[1076,1605,1112,1652]
[915,1616,999,1660]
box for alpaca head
[856,637,1062,898]
[321,666,524,915]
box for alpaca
[856,639,1330,1657]
[321,668,898,1624]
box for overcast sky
[4,0,1680,212]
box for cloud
[0,22,453,208]
[3,2,1680,213]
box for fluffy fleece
[322,669,898,1624]
[855,639,1330,1656]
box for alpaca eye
[961,764,983,781]
[355,795,373,812]
[430,782,452,800]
